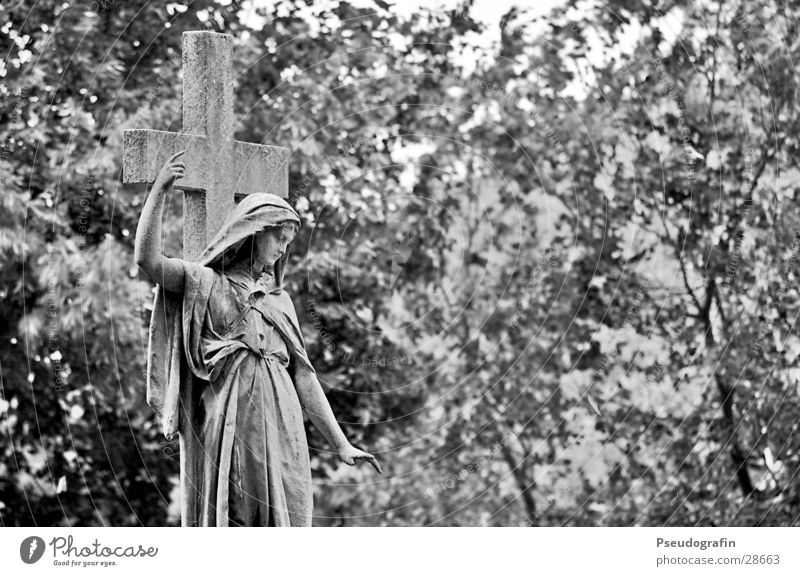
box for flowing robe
[150,260,315,526]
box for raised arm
[134,150,186,293]
[293,361,382,474]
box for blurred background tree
[1,0,798,526]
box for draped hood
[201,193,301,292]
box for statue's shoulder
[277,289,304,322]
[175,260,226,300]
[178,259,215,277]
[275,287,296,305]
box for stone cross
[123,31,288,261]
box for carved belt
[249,347,284,363]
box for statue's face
[254,223,297,269]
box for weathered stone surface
[132,32,381,528]
[122,130,288,197]
[122,31,289,258]
[182,31,233,141]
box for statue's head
[227,220,299,272]
[201,193,301,288]
[253,220,299,269]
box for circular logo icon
[20,536,45,564]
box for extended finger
[357,454,382,474]
[170,149,187,160]
[369,456,383,474]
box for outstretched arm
[134,150,186,293]
[293,362,382,474]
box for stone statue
[134,151,381,527]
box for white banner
[2,527,799,575]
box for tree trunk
[500,443,538,525]
[716,375,756,496]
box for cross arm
[229,140,289,198]
[123,129,290,198]
[123,129,208,189]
